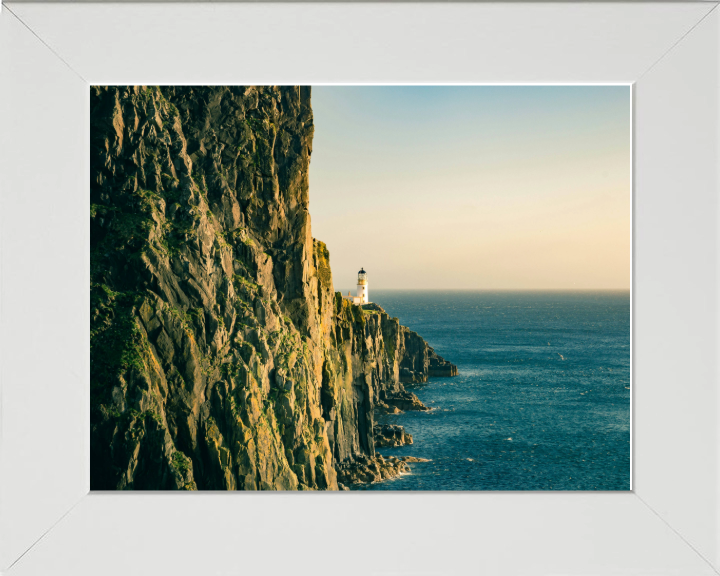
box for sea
[347,290,631,491]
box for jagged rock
[400,329,458,382]
[335,454,410,485]
[384,391,430,412]
[375,400,402,415]
[90,86,456,491]
[374,424,413,447]
[401,456,431,463]
[429,349,459,377]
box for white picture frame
[1,2,718,574]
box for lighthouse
[357,268,369,304]
[341,267,370,305]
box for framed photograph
[1,2,718,575]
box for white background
[0,2,718,575]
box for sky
[307,86,631,291]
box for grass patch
[313,240,332,292]
[172,451,191,475]
[90,284,150,407]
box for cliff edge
[90,86,456,490]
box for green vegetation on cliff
[90,85,455,490]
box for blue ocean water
[353,290,630,491]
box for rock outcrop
[336,454,410,485]
[90,86,456,490]
[374,424,413,447]
[400,329,459,383]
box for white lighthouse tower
[342,268,371,305]
[357,268,369,304]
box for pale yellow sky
[309,86,631,290]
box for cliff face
[90,86,456,490]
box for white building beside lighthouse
[342,268,370,305]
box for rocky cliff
[90,86,456,490]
